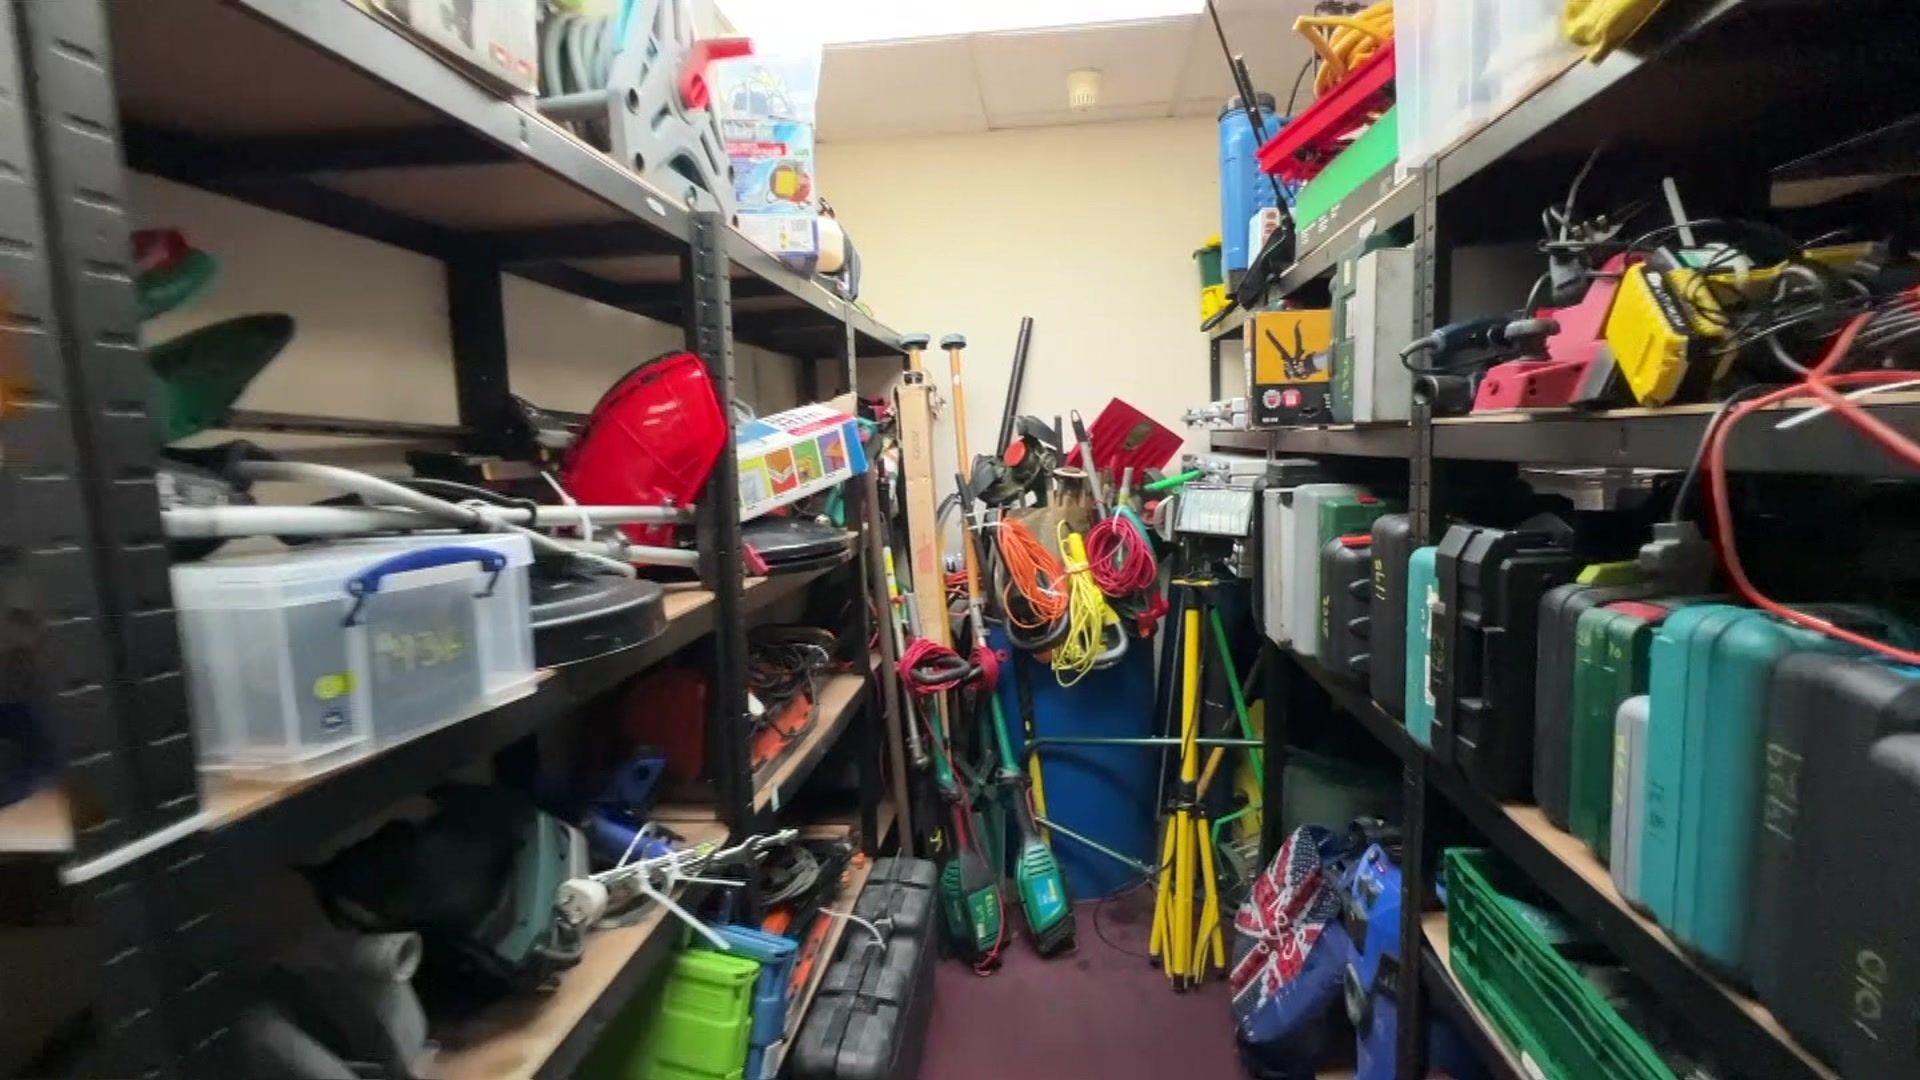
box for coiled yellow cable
[1052,523,1115,687]
[1295,1,1394,100]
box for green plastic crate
[581,946,759,1080]
[1444,848,1676,1080]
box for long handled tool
[955,479,1075,955]
[945,334,1076,955]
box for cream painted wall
[132,112,1222,503]
[821,116,1220,493]
[133,175,802,437]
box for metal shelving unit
[0,2,900,1074]
[1211,2,1920,1076]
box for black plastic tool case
[1431,523,1578,801]
[1369,514,1415,716]
[1533,578,1656,828]
[1751,656,1920,1080]
[1321,535,1374,683]
[792,858,939,1080]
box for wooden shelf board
[434,818,730,1080]
[0,787,73,854]
[1500,805,1834,1079]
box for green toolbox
[1567,599,1693,863]
[1532,562,1653,830]
[1329,243,1415,425]
[1445,848,1677,1080]
[583,946,758,1080]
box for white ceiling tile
[970,17,1193,120]
[818,36,989,142]
[988,101,1186,130]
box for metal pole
[996,315,1033,455]
[685,214,757,915]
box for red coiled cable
[897,636,1000,693]
[1087,515,1158,596]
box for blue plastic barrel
[989,625,1156,900]
[1220,93,1284,286]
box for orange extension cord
[996,517,1070,629]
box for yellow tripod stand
[1149,605,1229,989]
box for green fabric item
[147,313,294,441]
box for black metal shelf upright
[0,1,901,1074]
[1215,1,1920,1077]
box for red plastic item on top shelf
[561,351,726,547]
[680,37,753,110]
[1255,41,1396,184]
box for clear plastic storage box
[1394,0,1580,169]
[172,533,537,775]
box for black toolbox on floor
[1430,519,1579,801]
[1751,656,1920,1080]
[791,857,939,1080]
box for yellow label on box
[1249,310,1335,386]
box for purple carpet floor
[920,887,1243,1079]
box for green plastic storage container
[582,946,760,1080]
[1567,600,1693,862]
[1445,848,1676,1080]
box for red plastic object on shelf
[1255,41,1397,184]
[562,351,726,547]
[619,667,707,785]
[680,37,753,110]
[1063,398,1181,478]
[1473,254,1630,412]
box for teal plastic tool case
[1403,546,1439,747]
[1429,520,1578,800]
[1638,604,1868,983]
[1749,655,1920,1079]
[792,858,939,1080]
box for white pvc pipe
[164,503,687,538]
[231,460,639,577]
[550,536,700,568]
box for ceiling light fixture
[1068,69,1102,111]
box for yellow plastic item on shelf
[1563,0,1670,62]
[1604,263,1733,407]
[1201,285,1229,323]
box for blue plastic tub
[697,923,798,1079]
[989,626,1156,900]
